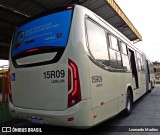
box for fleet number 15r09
[43,70,65,79]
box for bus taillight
[8,69,13,103]
[68,68,71,91]
[66,6,72,10]
[27,48,39,53]
[68,59,81,108]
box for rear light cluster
[68,59,81,108]
[27,48,39,53]
[8,69,13,103]
[66,6,73,10]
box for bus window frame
[85,16,130,72]
[85,17,111,70]
[120,41,128,55]
[107,33,123,70]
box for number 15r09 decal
[43,70,65,79]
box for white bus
[8,5,155,128]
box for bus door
[128,49,139,89]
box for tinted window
[122,55,130,71]
[86,19,109,66]
[109,49,117,68]
[138,59,142,71]
[109,35,119,50]
[108,34,123,69]
[109,49,123,69]
[117,52,123,69]
[121,42,127,55]
[137,52,143,71]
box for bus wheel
[123,90,132,116]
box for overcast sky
[115,0,160,62]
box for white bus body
[9,5,155,128]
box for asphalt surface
[1,84,160,135]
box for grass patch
[0,102,13,123]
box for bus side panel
[67,6,94,125]
[89,62,117,125]
[83,13,135,125]
[69,6,92,101]
[88,60,133,125]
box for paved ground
[1,84,160,135]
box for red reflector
[67,6,72,10]
[94,114,97,119]
[27,48,38,53]
[101,102,104,105]
[68,117,74,122]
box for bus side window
[120,42,130,71]
[121,42,128,55]
[109,35,119,51]
[122,54,131,71]
[108,35,123,69]
[109,48,117,68]
[86,19,110,67]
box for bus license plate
[31,116,43,124]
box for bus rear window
[11,9,73,57]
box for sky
[115,0,160,62]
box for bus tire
[123,90,132,116]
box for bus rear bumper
[9,99,93,128]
